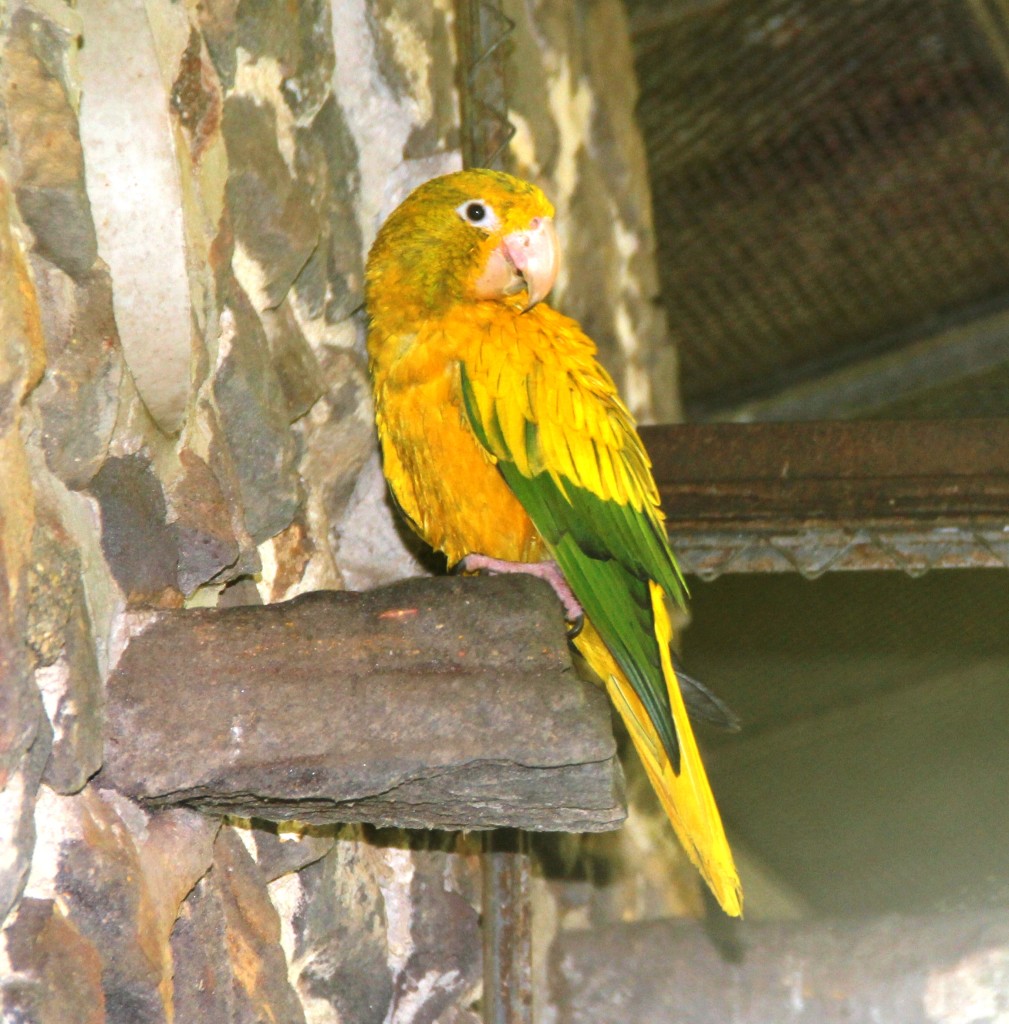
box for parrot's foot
[455,554,584,633]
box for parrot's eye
[456,199,499,231]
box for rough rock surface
[100,576,625,832]
[28,506,104,793]
[5,5,97,281]
[15,788,216,1023]
[30,264,122,489]
[553,912,1009,1024]
[502,0,679,423]
[1,897,105,1023]
[0,0,674,1019]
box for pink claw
[457,554,584,627]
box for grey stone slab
[387,844,482,1024]
[260,298,324,422]
[32,265,123,490]
[211,828,308,1024]
[170,824,307,1024]
[46,790,168,1024]
[249,821,336,882]
[222,95,320,307]
[168,448,241,596]
[100,575,625,832]
[6,6,98,281]
[1,898,105,1024]
[0,720,50,925]
[552,911,1009,1024]
[27,507,104,793]
[213,276,301,544]
[88,454,181,605]
[289,829,393,1024]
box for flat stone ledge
[99,575,626,832]
[553,911,1009,1024]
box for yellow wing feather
[455,305,743,916]
[577,600,743,917]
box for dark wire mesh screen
[631,0,1009,416]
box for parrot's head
[365,169,560,328]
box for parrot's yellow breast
[369,304,544,567]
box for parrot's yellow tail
[576,582,743,917]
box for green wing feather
[459,355,689,770]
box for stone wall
[0,0,682,1020]
[502,0,680,423]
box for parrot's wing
[458,351,687,768]
[458,338,742,916]
[676,665,741,731]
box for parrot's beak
[474,216,560,311]
[505,216,560,310]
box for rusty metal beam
[455,0,515,170]
[482,830,533,1024]
[640,419,1009,577]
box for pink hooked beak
[474,216,561,311]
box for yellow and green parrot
[365,168,742,916]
